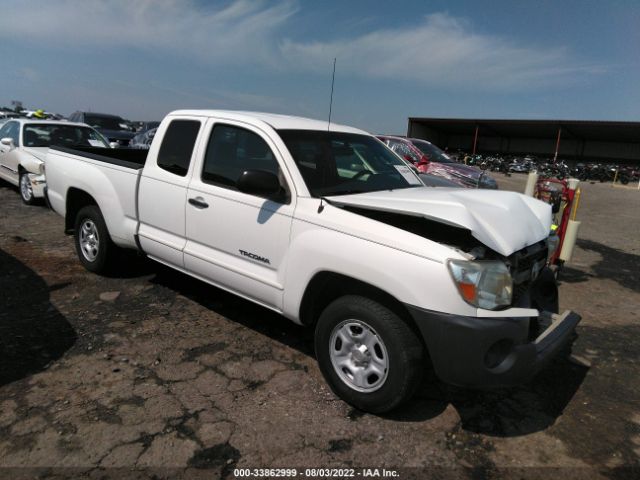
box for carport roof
[408,118,640,143]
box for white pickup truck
[44,110,580,413]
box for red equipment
[533,177,580,268]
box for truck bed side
[45,146,146,249]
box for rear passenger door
[137,117,203,269]
[184,119,295,311]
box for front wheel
[19,172,37,205]
[315,295,424,413]
[74,205,118,274]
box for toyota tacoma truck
[44,110,580,413]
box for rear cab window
[157,120,201,176]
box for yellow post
[571,188,581,220]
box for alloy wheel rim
[329,319,389,392]
[79,219,100,262]
[20,175,32,201]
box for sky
[1,0,638,134]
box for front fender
[19,154,43,174]
[282,218,477,322]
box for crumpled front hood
[329,187,552,256]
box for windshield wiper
[323,189,367,197]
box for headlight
[447,259,513,310]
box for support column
[553,126,562,163]
[472,125,479,155]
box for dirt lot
[0,175,639,479]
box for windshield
[23,124,110,148]
[410,139,454,163]
[84,115,130,131]
[278,130,423,197]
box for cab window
[201,124,281,196]
[156,120,201,177]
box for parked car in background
[418,172,463,188]
[0,111,21,120]
[68,111,135,147]
[129,127,157,149]
[0,119,109,204]
[409,138,498,189]
[378,136,498,189]
[137,121,160,133]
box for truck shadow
[149,263,588,437]
[381,353,587,438]
[566,239,640,293]
[436,357,587,437]
[149,263,315,355]
[0,249,77,386]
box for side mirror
[237,169,283,199]
[109,142,119,149]
[1,137,14,148]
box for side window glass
[157,120,201,177]
[0,123,11,140]
[6,122,20,145]
[201,124,280,193]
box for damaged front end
[340,204,558,315]
[331,190,579,388]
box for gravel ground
[0,174,638,479]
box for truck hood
[328,187,552,256]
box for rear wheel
[74,205,118,274]
[315,295,424,413]
[19,172,37,205]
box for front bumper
[27,173,46,198]
[406,305,581,387]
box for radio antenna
[327,57,336,131]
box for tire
[620,175,630,185]
[19,171,37,205]
[314,295,424,413]
[74,205,117,274]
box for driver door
[184,119,295,311]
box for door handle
[188,197,209,209]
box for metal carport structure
[407,118,640,164]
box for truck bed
[50,145,148,170]
[45,145,146,250]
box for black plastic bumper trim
[405,304,581,388]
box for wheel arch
[298,271,425,349]
[65,188,98,234]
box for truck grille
[508,241,548,304]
